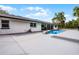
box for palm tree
[73,6,79,17]
[73,6,79,26]
[52,12,66,28]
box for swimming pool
[48,30,64,34]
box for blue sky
[0,4,79,22]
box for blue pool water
[48,30,64,34]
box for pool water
[48,30,64,34]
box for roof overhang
[0,14,53,25]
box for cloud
[65,14,70,17]
[65,14,77,22]
[0,5,52,22]
[0,5,16,12]
[22,7,50,16]
[25,7,43,11]
[23,7,52,22]
[25,7,34,11]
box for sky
[0,4,79,22]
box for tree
[65,19,78,28]
[0,8,9,14]
[73,6,79,25]
[76,18,79,24]
[52,12,66,28]
[73,6,79,17]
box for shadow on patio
[51,36,79,44]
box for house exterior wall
[0,17,30,34]
[0,17,42,34]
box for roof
[0,14,53,25]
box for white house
[0,14,53,34]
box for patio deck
[0,30,79,55]
[51,30,79,43]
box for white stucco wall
[0,17,30,34]
[0,17,42,34]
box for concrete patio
[0,30,79,55]
[55,29,79,40]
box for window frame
[1,20,10,29]
[30,22,36,27]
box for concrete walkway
[0,30,79,55]
[0,35,25,55]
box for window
[1,20,9,29]
[30,23,36,27]
[34,23,36,27]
